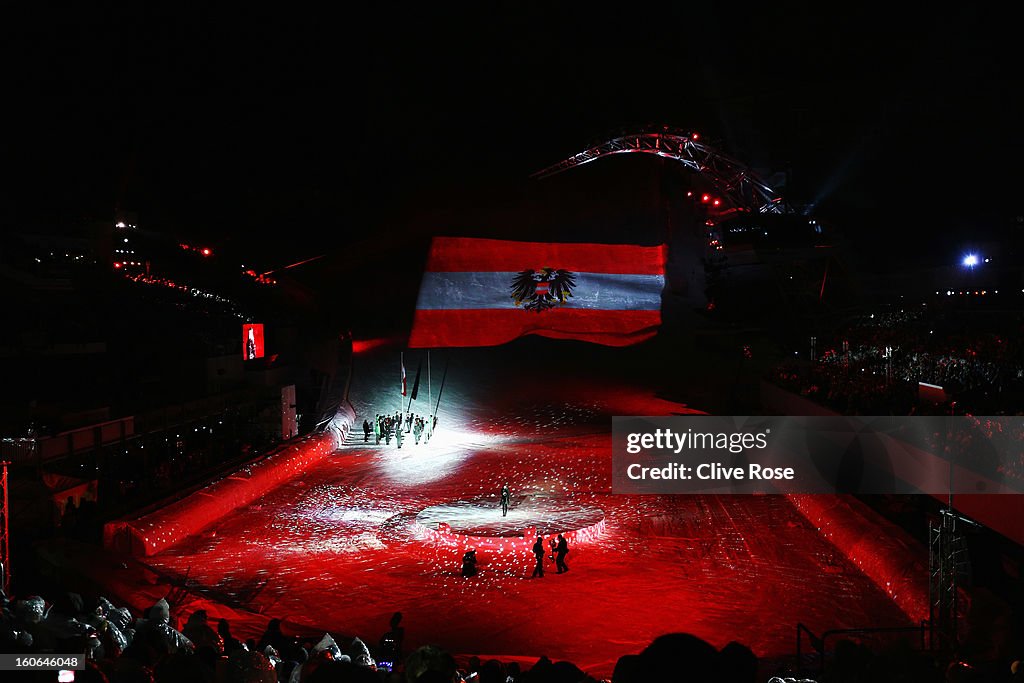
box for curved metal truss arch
[531,127,792,215]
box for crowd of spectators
[0,590,385,683]
[32,403,286,546]
[766,309,1024,487]
[2,588,1023,682]
[767,309,1024,416]
[919,418,1024,484]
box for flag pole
[432,357,449,437]
[406,359,422,414]
[400,351,404,419]
[427,351,432,440]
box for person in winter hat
[349,636,376,668]
[136,598,193,655]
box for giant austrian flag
[408,237,666,348]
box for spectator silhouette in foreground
[406,644,458,683]
[717,641,757,683]
[258,617,292,654]
[379,611,406,665]
[130,598,193,659]
[182,609,222,653]
[613,633,721,683]
[306,659,380,683]
[153,649,207,683]
[350,635,376,668]
[226,648,277,683]
[218,618,245,655]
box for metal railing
[796,622,930,677]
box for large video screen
[242,323,265,360]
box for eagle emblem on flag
[510,268,576,312]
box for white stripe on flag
[415,272,664,310]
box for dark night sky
[6,5,1022,270]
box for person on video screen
[246,327,257,360]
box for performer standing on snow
[413,416,424,444]
[461,548,478,578]
[500,484,511,517]
[555,533,570,573]
[531,535,545,578]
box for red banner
[409,238,666,348]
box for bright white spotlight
[962,254,979,267]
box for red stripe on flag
[425,237,666,274]
[408,309,661,348]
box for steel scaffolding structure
[531,126,793,215]
[1,461,9,595]
[929,508,972,649]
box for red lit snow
[139,345,918,677]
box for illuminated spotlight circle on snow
[367,425,514,486]
[414,498,605,552]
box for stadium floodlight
[962,254,979,268]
